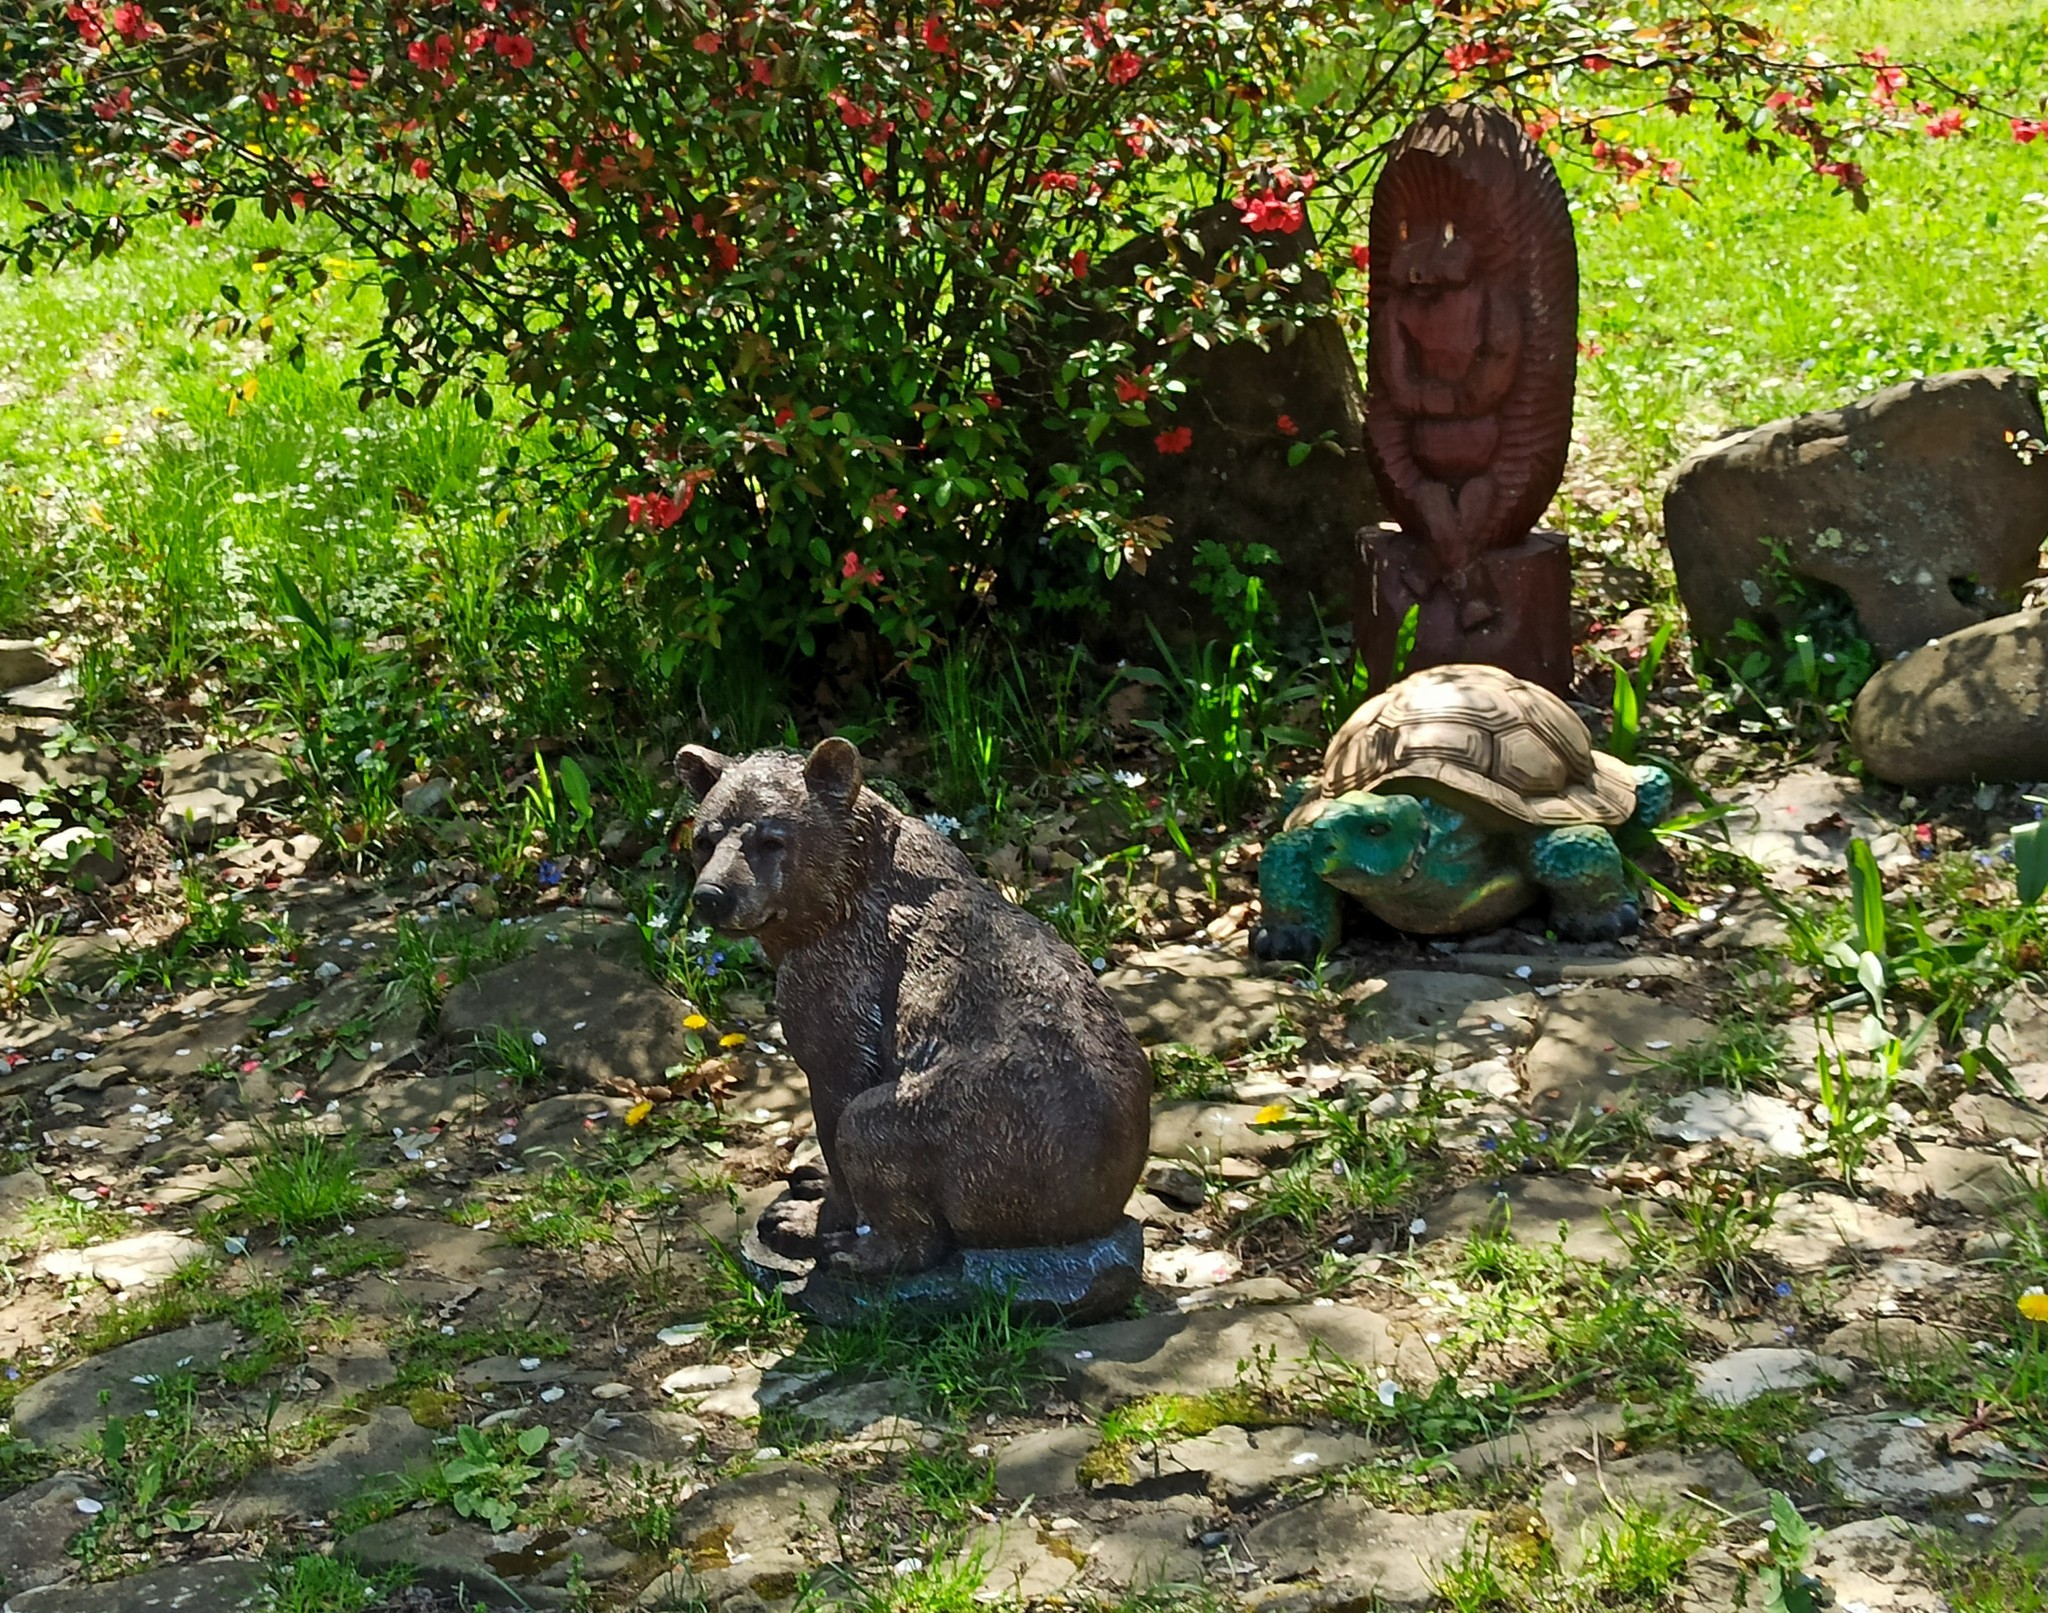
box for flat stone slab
[1099,946,1298,1056]
[6,1557,266,1611]
[1150,1100,1301,1166]
[0,1473,105,1594]
[1423,1174,1641,1265]
[1444,1404,1626,1479]
[1691,1347,1852,1406]
[440,951,701,1091]
[1817,1316,1970,1365]
[635,1463,842,1609]
[0,721,118,795]
[1244,1498,1486,1610]
[740,1206,1143,1327]
[1864,1142,2028,1210]
[1649,1088,1814,1156]
[1539,1449,1766,1568]
[1718,766,1906,886]
[38,1230,206,1292]
[217,1406,438,1525]
[1757,1193,1935,1273]
[0,641,58,689]
[994,1426,1100,1502]
[1950,1090,2048,1141]
[1811,1414,1985,1505]
[1521,989,1713,1116]
[11,1321,239,1450]
[1150,1422,1376,1504]
[1809,1517,1949,1613]
[1348,972,1541,1066]
[1053,1301,1431,1410]
[157,746,290,806]
[1084,1508,1207,1590]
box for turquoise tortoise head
[1316,792,1427,889]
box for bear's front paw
[755,1193,823,1258]
[1251,921,1325,964]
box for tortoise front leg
[1528,825,1639,941]
[1252,825,1341,962]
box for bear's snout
[690,882,738,926]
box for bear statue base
[738,1197,1144,1328]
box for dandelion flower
[1252,1103,1290,1125]
[2019,1291,2048,1323]
[625,1100,654,1127]
[683,1014,710,1031]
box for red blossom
[492,32,535,69]
[111,3,160,43]
[1106,49,1143,86]
[1349,243,1370,272]
[1154,425,1193,455]
[868,489,908,526]
[1444,39,1511,75]
[1237,186,1303,234]
[709,234,740,272]
[1036,170,1080,192]
[831,89,874,129]
[408,33,454,72]
[693,30,721,53]
[1276,414,1298,436]
[1071,249,1090,278]
[920,15,953,56]
[773,404,795,427]
[625,482,696,529]
[2015,117,2048,143]
[1582,53,1613,72]
[842,549,884,584]
[410,155,432,180]
[1114,371,1150,404]
[1924,108,1965,138]
[66,3,105,48]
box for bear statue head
[673,737,869,955]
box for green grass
[219,1130,374,1239]
[261,1554,407,1613]
[791,1296,1060,1423]
[1571,0,2048,484]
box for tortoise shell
[1290,663,1637,830]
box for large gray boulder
[1664,369,2048,660]
[1850,605,2048,785]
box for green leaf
[1285,441,1312,467]
[1846,837,1885,959]
[516,1424,550,1456]
[2014,819,2047,906]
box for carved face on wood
[1365,104,1578,574]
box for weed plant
[794,1296,1059,1422]
[261,1555,405,1613]
[221,1130,373,1239]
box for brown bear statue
[675,738,1152,1284]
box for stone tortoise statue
[1252,663,1671,959]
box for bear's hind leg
[829,1082,952,1278]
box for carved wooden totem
[1357,103,1579,694]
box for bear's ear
[803,736,863,812]
[674,745,734,801]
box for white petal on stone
[497,1133,518,1147]
[592,1383,631,1400]
[1900,1416,1926,1428]
[656,1324,707,1346]
[1376,1379,1399,1408]
[1808,1448,1828,1464]
[1073,1350,1094,1361]
[1408,1218,1427,1235]
[75,1497,103,1515]
[1646,1039,1673,1050]
[540,1387,565,1403]
[530,1031,548,1046]
[519,1357,541,1371]
[1514,965,1533,979]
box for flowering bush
[0,2,1985,673]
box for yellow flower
[1252,1103,1291,1126]
[683,1014,709,1031]
[625,1100,654,1127]
[2020,1291,2048,1324]
[719,1033,747,1049]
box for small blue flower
[536,858,562,888]
[1480,1137,1499,1152]
[1775,1280,1793,1299]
